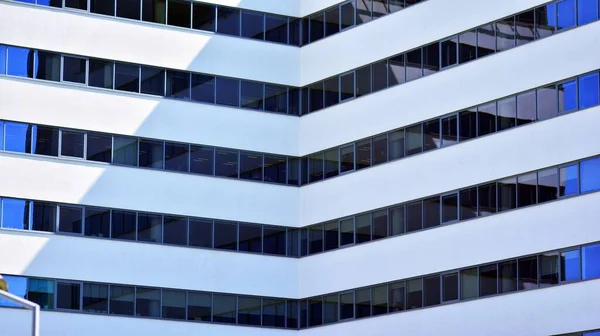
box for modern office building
[1,0,600,335]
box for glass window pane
[557,0,576,30]
[583,243,600,279]
[137,213,162,243]
[214,221,237,250]
[310,13,324,42]
[213,294,236,323]
[478,102,497,136]
[424,275,440,307]
[389,54,406,86]
[239,223,262,253]
[309,82,324,112]
[517,173,537,207]
[324,221,339,251]
[355,288,371,318]
[82,283,108,313]
[372,135,387,165]
[516,10,535,46]
[162,290,186,320]
[579,72,599,109]
[263,226,285,255]
[460,187,478,220]
[91,0,115,15]
[61,130,84,158]
[496,17,516,51]
[263,155,286,184]
[478,182,497,216]
[110,209,137,240]
[498,177,517,212]
[539,252,559,286]
[262,298,285,327]
[561,249,581,281]
[193,3,215,31]
[406,124,423,156]
[63,56,86,84]
[442,273,458,302]
[216,77,240,107]
[142,0,166,24]
[188,292,211,321]
[242,11,264,40]
[518,256,538,290]
[84,207,110,238]
[479,264,497,297]
[558,80,578,113]
[372,209,388,240]
[517,90,536,126]
[355,213,371,244]
[265,14,287,43]
[538,168,559,203]
[164,142,189,172]
[423,119,440,152]
[581,157,600,193]
[406,279,422,309]
[389,281,405,312]
[117,0,141,20]
[86,133,111,163]
[7,46,34,78]
[537,85,558,120]
[442,193,458,223]
[115,63,139,93]
[340,292,354,320]
[423,42,439,75]
[578,0,599,24]
[323,294,338,324]
[241,81,264,110]
[0,276,27,308]
[440,37,458,68]
[215,149,238,178]
[89,59,113,89]
[390,205,405,236]
[113,136,138,166]
[4,121,25,155]
[340,218,354,246]
[191,74,215,103]
[240,152,263,181]
[477,24,496,57]
[406,201,422,232]
[110,285,134,315]
[27,278,55,309]
[217,8,240,36]
[341,2,355,29]
[406,49,422,81]
[372,285,387,316]
[264,84,287,113]
[141,66,165,96]
[340,72,355,101]
[308,297,322,326]
[139,139,164,169]
[309,153,324,182]
[497,96,516,131]
[166,70,190,100]
[0,45,5,75]
[355,65,371,97]
[441,115,458,147]
[459,108,477,141]
[499,260,517,293]
[59,206,83,234]
[57,282,80,310]
[389,129,405,160]
[189,218,212,248]
[287,158,300,185]
[423,196,440,229]
[190,146,214,175]
[309,225,323,254]
[560,164,579,196]
[340,145,355,173]
[34,51,60,82]
[324,7,340,37]
[136,287,161,317]
[356,140,371,170]
[164,216,187,246]
[459,30,477,63]
[372,60,387,92]
[324,76,339,108]
[31,125,59,156]
[167,0,190,28]
[31,202,56,232]
[287,300,299,328]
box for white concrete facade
[1,0,600,335]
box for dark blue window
[263,227,286,255]
[263,299,285,327]
[189,218,212,248]
[580,157,600,193]
[264,84,287,113]
[265,15,288,43]
[193,3,215,31]
[309,82,324,112]
[162,290,186,320]
[559,164,578,196]
[264,155,286,184]
[557,0,576,30]
[583,243,600,279]
[242,11,265,40]
[165,142,189,172]
[31,202,56,232]
[561,249,581,281]
[191,74,215,103]
[217,8,240,36]
[88,59,114,89]
[559,80,577,113]
[167,0,191,28]
[117,0,141,20]
[138,139,164,169]
[7,46,34,78]
[535,4,556,38]
[65,0,87,10]
[32,125,59,156]
[141,66,165,96]
[115,63,140,93]
[163,216,188,246]
[85,207,110,238]
[0,45,6,75]
[137,213,162,243]
[86,133,112,163]
[308,298,323,326]
[309,225,323,254]
[240,152,263,181]
[63,56,86,84]
[58,206,83,234]
[213,294,236,323]
[578,0,599,24]
[34,51,60,81]
[239,223,262,253]
[215,149,238,178]
[5,122,30,153]
[187,292,211,321]
[91,0,115,15]
[579,72,599,109]
[2,198,30,230]
[241,81,264,110]
[214,221,237,250]
[310,13,325,42]
[166,70,190,99]
[111,210,136,240]
[113,136,138,166]
[215,77,240,107]
[190,146,214,175]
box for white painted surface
[298,192,600,297]
[301,279,600,336]
[0,229,298,297]
[0,77,300,156]
[300,0,550,84]
[0,308,296,336]
[300,20,600,155]
[299,105,600,226]
[0,153,299,227]
[0,1,300,86]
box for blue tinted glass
[0,275,27,307]
[579,72,600,109]
[2,198,30,230]
[7,46,34,78]
[584,332,600,336]
[0,45,6,74]
[5,122,30,153]
[578,0,599,24]
[215,77,240,107]
[0,121,4,150]
[561,250,581,281]
[113,137,138,166]
[580,157,600,193]
[559,80,577,113]
[560,164,578,196]
[16,0,35,3]
[583,243,600,279]
[37,0,61,5]
[557,0,576,29]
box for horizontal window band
[554,329,600,336]
[4,0,427,47]
[1,154,599,258]
[1,240,599,329]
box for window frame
[61,55,88,85]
